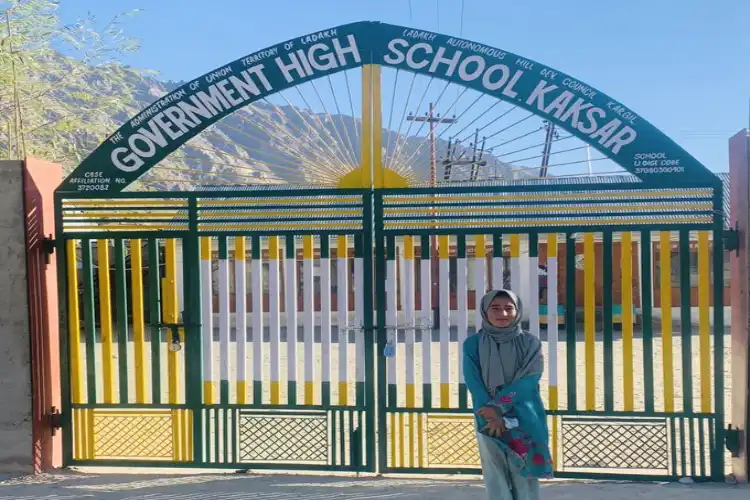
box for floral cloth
[476,373,553,479]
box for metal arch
[58,21,717,194]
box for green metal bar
[223,408,229,464]
[678,229,693,415]
[213,407,220,464]
[602,231,614,412]
[456,234,467,410]
[421,234,432,411]
[378,224,714,237]
[148,239,162,405]
[355,232,366,408]
[670,416,678,476]
[381,211,711,222]
[699,417,706,478]
[185,198,203,463]
[492,233,502,289]
[374,192,388,473]
[381,196,710,209]
[339,408,346,467]
[386,234,396,411]
[251,235,263,405]
[689,416,696,478]
[362,192,377,473]
[114,239,129,404]
[331,406,338,465]
[55,193,73,466]
[81,240,97,405]
[710,186,725,480]
[640,231,655,413]
[286,234,297,406]
[565,233,577,410]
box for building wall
[0,160,33,475]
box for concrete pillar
[729,129,750,483]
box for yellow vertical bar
[97,240,115,404]
[303,235,314,406]
[475,235,486,258]
[659,231,674,412]
[621,232,634,411]
[371,64,384,188]
[66,240,83,405]
[584,233,596,410]
[546,234,558,467]
[130,239,147,404]
[417,414,424,467]
[698,231,711,412]
[390,413,397,467]
[86,409,95,459]
[172,409,180,461]
[164,239,179,405]
[361,64,372,188]
[337,235,349,406]
[404,235,415,467]
[510,234,521,258]
[187,409,194,460]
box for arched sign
[58,21,716,193]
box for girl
[462,289,552,499]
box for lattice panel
[562,417,668,470]
[238,412,328,463]
[93,410,174,460]
[426,415,480,467]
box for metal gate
[55,179,728,480]
[55,188,376,471]
[372,180,727,481]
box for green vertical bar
[321,235,331,408]
[373,192,387,473]
[219,236,230,405]
[54,194,73,465]
[457,234,468,410]
[710,186,725,480]
[213,408,220,464]
[493,233,502,289]
[355,233,366,408]
[602,231,614,412]
[185,198,203,463]
[331,408,338,465]
[114,239,129,404]
[286,234,297,406]
[421,235,432,410]
[362,191,377,473]
[640,231,655,413]
[679,229,693,414]
[251,235,263,405]
[565,233,577,410]
[223,408,229,464]
[670,416,678,477]
[689,417,696,477]
[81,240,97,405]
[148,239,162,405]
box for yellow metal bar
[417,414,424,467]
[371,64,384,188]
[97,240,115,404]
[390,413,397,467]
[438,235,449,259]
[66,240,83,404]
[399,413,405,467]
[201,209,361,217]
[475,235,486,258]
[62,200,187,207]
[338,382,348,406]
[440,384,450,409]
[164,239,180,405]
[187,409,194,461]
[130,239,147,404]
[621,232,635,411]
[86,409,95,459]
[659,231,675,413]
[549,386,558,467]
[235,236,248,406]
[337,235,348,258]
[698,231,711,412]
[270,381,280,405]
[584,233,596,410]
[385,190,712,203]
[361,64,372,188]
[510,234,521,258]
[406,384,415,467]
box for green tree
[0,0,149,169]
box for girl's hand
[477,406,500,421]
[482,418,507,437]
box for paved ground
[0,471,747,500]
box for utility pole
[406,104,457,328]
[407,103,457,186]
[539,120,558,178]
[442,129,488,182]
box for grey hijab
[478,289,543,395]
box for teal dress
[463,332,552,499]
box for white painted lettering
[526,80,558,111]
[275,52,307,83]
[111,147,144,172]
[331,35,361,66]
[309,43,338,71]
[429,47,462,76]
[384,38,408,65]
[457,55,486,81]
[406,43,433,69]
[482,64,510,91]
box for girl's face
[486,295,517,328]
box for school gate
[54,22,729,481]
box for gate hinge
[724,224,739,255]
[46,406,62,436]
[725,424,743,457]
[43,234,55,264]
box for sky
[58,0,750,173]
